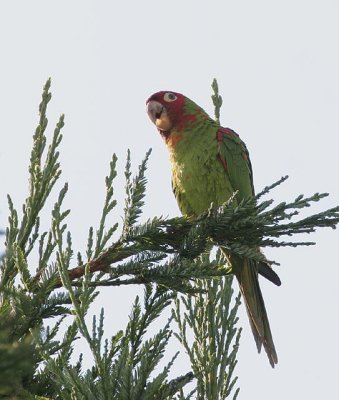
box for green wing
[216,127,254,200]
[217,127,279,366]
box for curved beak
[146,100,163,124]
[146,100,172,131]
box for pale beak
[146,100,172,131]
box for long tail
[230,254,278,367]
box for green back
[166,97,254,216]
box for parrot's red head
[146,91,209,142]
[146,91,186,139]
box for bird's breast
[168,127,234,216]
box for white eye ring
[163,92,177,102]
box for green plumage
[167,99,252,215]
[147,91,279,367]
[169,117,233,216]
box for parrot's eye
[163,92,177,102]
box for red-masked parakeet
[146,90,281,367]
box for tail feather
[258,261,281,286]
[232,255,278,367]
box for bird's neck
[166,117,218,166]
[166,111,216,151]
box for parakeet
[146,90,281,367]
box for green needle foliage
[173,254,241,400]
[211,78,223,126]
[1,80,339,399]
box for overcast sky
[1,1,339,398]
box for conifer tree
[1,79,339,399]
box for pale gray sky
[1,1,339,398]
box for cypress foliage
[1,80,339,399]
